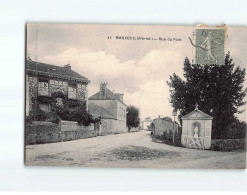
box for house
[88,102,117,135]
[25,58,90,116]
[152,116,178,136]
[141,117,153,130]
[88,83,128,134]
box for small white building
[141,117,152,130]
[181,104,213,150]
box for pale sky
[27,24,247,121]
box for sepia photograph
[25,24,246,169]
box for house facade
[88,83,128,134]
[141,117,153,130]
[26,59,90,116]
[88,102,117,135]
[152,116,178,136]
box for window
[68,86,77,99]
[39,103,50,112]
[81,85,86,90]
[38,81,49,96]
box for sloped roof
[26,60,89,83]
[89,88,126,105]
[88,103,116,120]
[142,118,153,123]
[181,108,213,120]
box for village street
[25,131,246,169]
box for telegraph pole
[172,109,177,144]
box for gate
[186,136,205,150]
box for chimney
[100,82,107,98]
[64,64,71,71]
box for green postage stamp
[195,26,225,65]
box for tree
[127,105,140,131]
[167,52,246,139]
[161,117,173,122]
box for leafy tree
[167,52,246,139]
[161,117,173,122]
[127,105,140,131]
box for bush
[36,109,47,121]
[26,109,59,124]
[155,126,182,147]
[55,107,96,126]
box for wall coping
[32,121,58,126]
[212,138,245,141]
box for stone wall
[27,76,38,115]
[211,138,246,151]
[25,121,96,145]
[129,127,139,132]
[100,119,117,135]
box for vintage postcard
[25,24,247,168]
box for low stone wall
[129,127,139,132]
[26,121,96,145]
[211,138,246,151]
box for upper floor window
[68,86,77,99]
[77,84,86,90]
[50,80,67,87]
[38,81,49,96]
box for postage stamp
[195,27,225,65]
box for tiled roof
[26,60,89,83]
[89,88,126,105]
[88,103,116,120]
[142,118,153,123]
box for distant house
[88,83,127,134]
[25,58,90,116]
[141,117,153,130]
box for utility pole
[172,109,177,144]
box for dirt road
[25,130,246,168]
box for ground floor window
[39,103,50,112]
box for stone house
[88,83,128,134]
[25,59,90,116]
[152,116,178,136]
[88,102,117,135]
